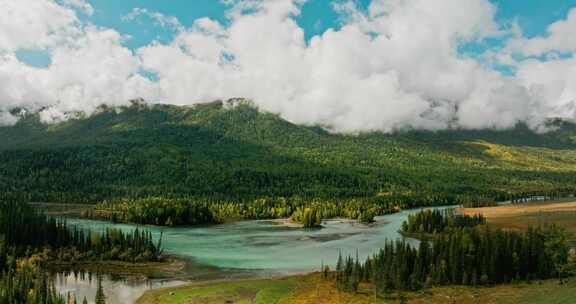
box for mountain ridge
[1,101,576,204]
[3,100,576,149]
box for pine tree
[334,225,569,293]
[336,251,344,289]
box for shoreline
[47,255,188,279]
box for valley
[132,199,576,304]
[49,207,431,302]
[45,199,576,303]
[1,103,575,303]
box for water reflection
[53,271,186,304]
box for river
[55,206,447,303]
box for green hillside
[1,100,576,207]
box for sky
[1,0,576,132]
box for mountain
[1,100,576,204]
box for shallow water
[58,206,447,303]
[53,272,186,304]
[63,208,435,271]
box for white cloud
[0,111,18,126]
[123,8,183,31]
[60,0,94,16]
[139,0,538,132]
[42,26,159,118]
[516,57,576,120]
[503,8,576,126]
[0,0,159,124]
[0,0,79,51]
[507,8,576,57]
[0,0,575,132]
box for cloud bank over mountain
[0,0,575,132]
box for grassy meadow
[137,273,576,304]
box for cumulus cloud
[0,0,79,51]
[515,57,576,121]
[0,0,575,132]
[503,8,576,125]
[139,0,541,131]
[0,0,158,123]
[507,8,576,57]
[123,8,183,31]
[60,0,94,16]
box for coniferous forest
[0,201,162,303]
[335,223,571,296]
[81,197,388,226]
[1,103,576,227]
[401,209,486,234]
[1,103,576,302]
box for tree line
[401,209,486,234]
[81,196,392,227]
[0,201,162,303]
[334,225,571,296]
[462,190,575,208]
[79,189,576,228]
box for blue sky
[16,0,576,68]
[92,0,576,41]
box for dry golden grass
[458,200,576,218]
[458,199,576,246]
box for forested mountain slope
[1,100,576,204]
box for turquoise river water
[55,206,447,303]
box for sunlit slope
[1,101,575,203]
